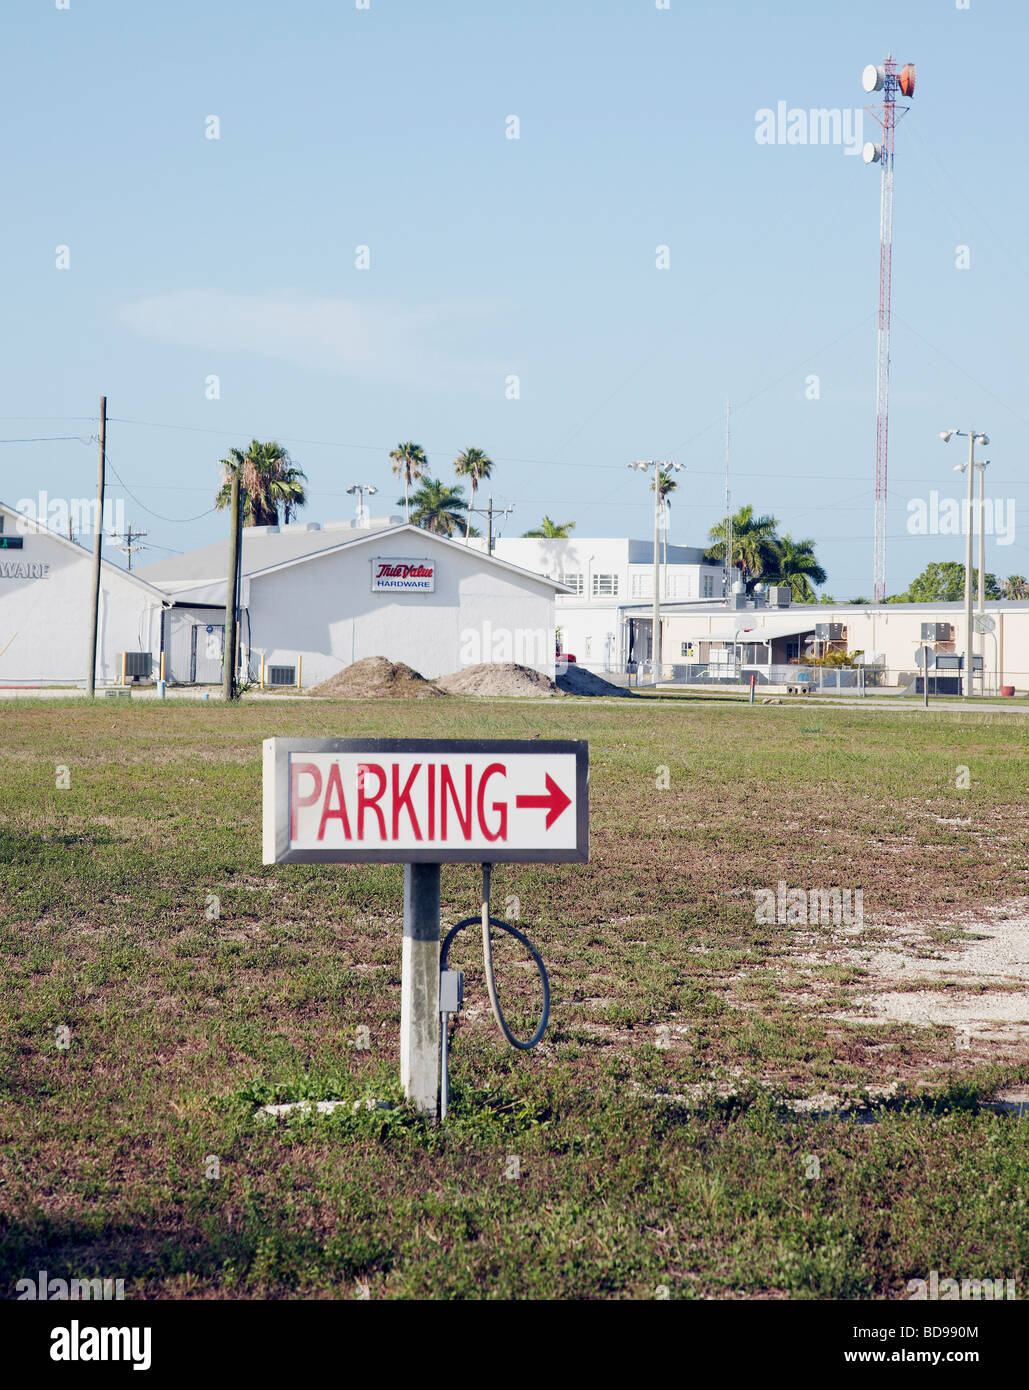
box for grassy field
[1,695,1028,1300]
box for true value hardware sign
[371,557,435,593]
[263,738,588,864]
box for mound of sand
[556,664,634,698]
[436,662,560,698]
[307,656,446,699]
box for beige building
[656,598,1029,694]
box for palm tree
[453,447,494,538]
[400,478,469,536]
[390,442,428,524]
[705,504,780,593]
[1002,575,1029,600]
[215,440,307,526]
[653,468,679,576]
[767,534,827,602]
[522,516,576,538]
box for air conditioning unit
[815,623,845,642]
[920,622,952,642]
[267,665,296,687]
[122,652,152,680]
[767,585,792,608]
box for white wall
[660,603,1029,691]
[247,530,557,686]
[0,522,165,685]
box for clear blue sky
[3,0,1026,596]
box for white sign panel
[371,557,436,593]
[264,739,588,864]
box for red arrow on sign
[515,773,572,829]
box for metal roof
[136,522,569,593]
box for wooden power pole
[86,396,107,697]
[222,472,243,701]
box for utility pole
[963,434,975,698]
[724,399,732,598]
[939,427,988,700]
[976,461,989,671]
[86,396,106,697]
[468,493,514,553]
[628,460,681,685]
[222,473,244,701]
[111,523,149,572]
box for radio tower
[861,56,915,602]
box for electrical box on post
[440,970,463,1014]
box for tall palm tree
[1002,575,1029,600]
[400,478,469,536]
[522,516,576,538]
[390,442,428,523]
[453,447,494,537]
[215,440,307,526]
[653,468,679,576]
[767,533,827,602]
[705,504,780,593]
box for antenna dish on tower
[899,63,916,96]
[862,64,885,93]
[862,142,881,164]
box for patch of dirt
[783,908,1029,1044]
[307,657,445,700]
[556,665,633,697]
[436,662,560,697]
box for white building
[0,504,565,688]
[0,502,168,685]
[658,597,1029,694]
[462,536,725,671]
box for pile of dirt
[436,662,560,697]
[307,656,446,699]
[556,664,633,698]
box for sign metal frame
[264,737,589,866]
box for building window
[702,574,714,598]
[592,573,618,596]
[630,572,653,598]
[559,572,584,593]
[786,641,800,663]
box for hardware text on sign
[263,739,588,864]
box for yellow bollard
[260,653,266,690]
[297,654,302,691]
[121,651,127,686]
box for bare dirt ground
[436,662,560,697]
[306,656,445,699]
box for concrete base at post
[400,863,441,1115]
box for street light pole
[940,428,988,701]
[964,433,975,697]
[628,460,681,685]
[652,470,660,677]
[977,460,989,678]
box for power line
[103,446,219,524]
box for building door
[628,617,652,668]
[191,624,225,683]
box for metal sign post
[264,739,589,1114]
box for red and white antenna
[862,56,915,602]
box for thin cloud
[117,290,500,390]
